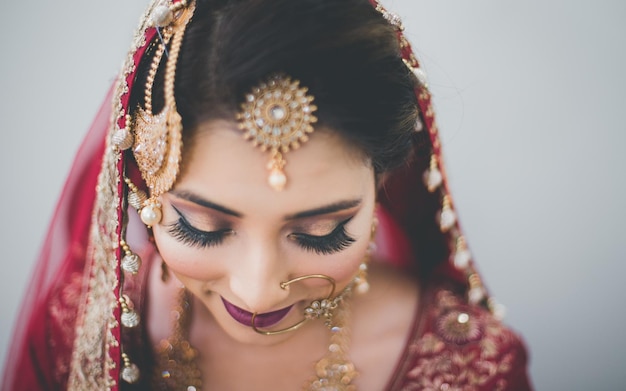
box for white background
[1,1,625,389]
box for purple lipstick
[221,297,293,328]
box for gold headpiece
[132,1,195,227]
[237,74,318,191]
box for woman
[3,0,532,390]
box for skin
[147,120,419,390]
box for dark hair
[136,0,419,174]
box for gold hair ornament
[132,0,196,227]
[237,74,318,191]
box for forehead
[175,120,374,217]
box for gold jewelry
[237,74,318,191]
[251,274,337,336]
[132,1,196,227]
[153,286,357,390]
[423,154,443,192]
[152,289,202,390]
[120,239,142,275]
[355,216,378,294]
[119,295,140,329]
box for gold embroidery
[401,290,519,391]
[67,2,158,389]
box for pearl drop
[121,253,142,274]
[140,204,162,226]
[468,287,485,304]
[439,207,457,232]
[268,168,286,191]
[122,310,140,328]
[121,363,140,384]
[491,301,507,321]
[412,67,429,87]
[151,4,173,27]
[424,168,443,192]
[453,249,471,269]
[414,117,424,132]
[356,281,370,294]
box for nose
[229,240,290,313]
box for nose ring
[279,274,336,296]
[251,274,336,336]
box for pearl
[268,168,286,191]
[412,67,429,88]
[457,313,470,324]
[491,301,507,321]
[453,249,471,269]
[439,207,457,232]
[424,167,443,192]
[140,204,162,226]
[414,116,424,132]
[151,4,173,27]
[121,363,140,384]
[468,287,485,304]
[121,309,140,328]
[121,253,142,274]
[356,281,370,294]
[269,105,286,121]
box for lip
[221,297,293,328]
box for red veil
[2,1,531,390]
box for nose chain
[151,284,358,390]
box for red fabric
[385,284,531,391]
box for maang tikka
[132,0,196,227]
[237,74,318,191]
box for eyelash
[167,209,232,249]
[168,209,356,255]
[289,217,356,255]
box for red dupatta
[2,1,527,390]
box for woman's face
[152,120,376,344]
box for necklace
[151,286,357,390]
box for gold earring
[355,217,378,294]
[132,1,196,227]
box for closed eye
[289,216,356,255]
[167,206,233,248]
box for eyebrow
[170,190,243,217]
[170,190,361,220]
[285,199,362,220]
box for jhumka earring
[354,216,378,294]
[237,74,318,191]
